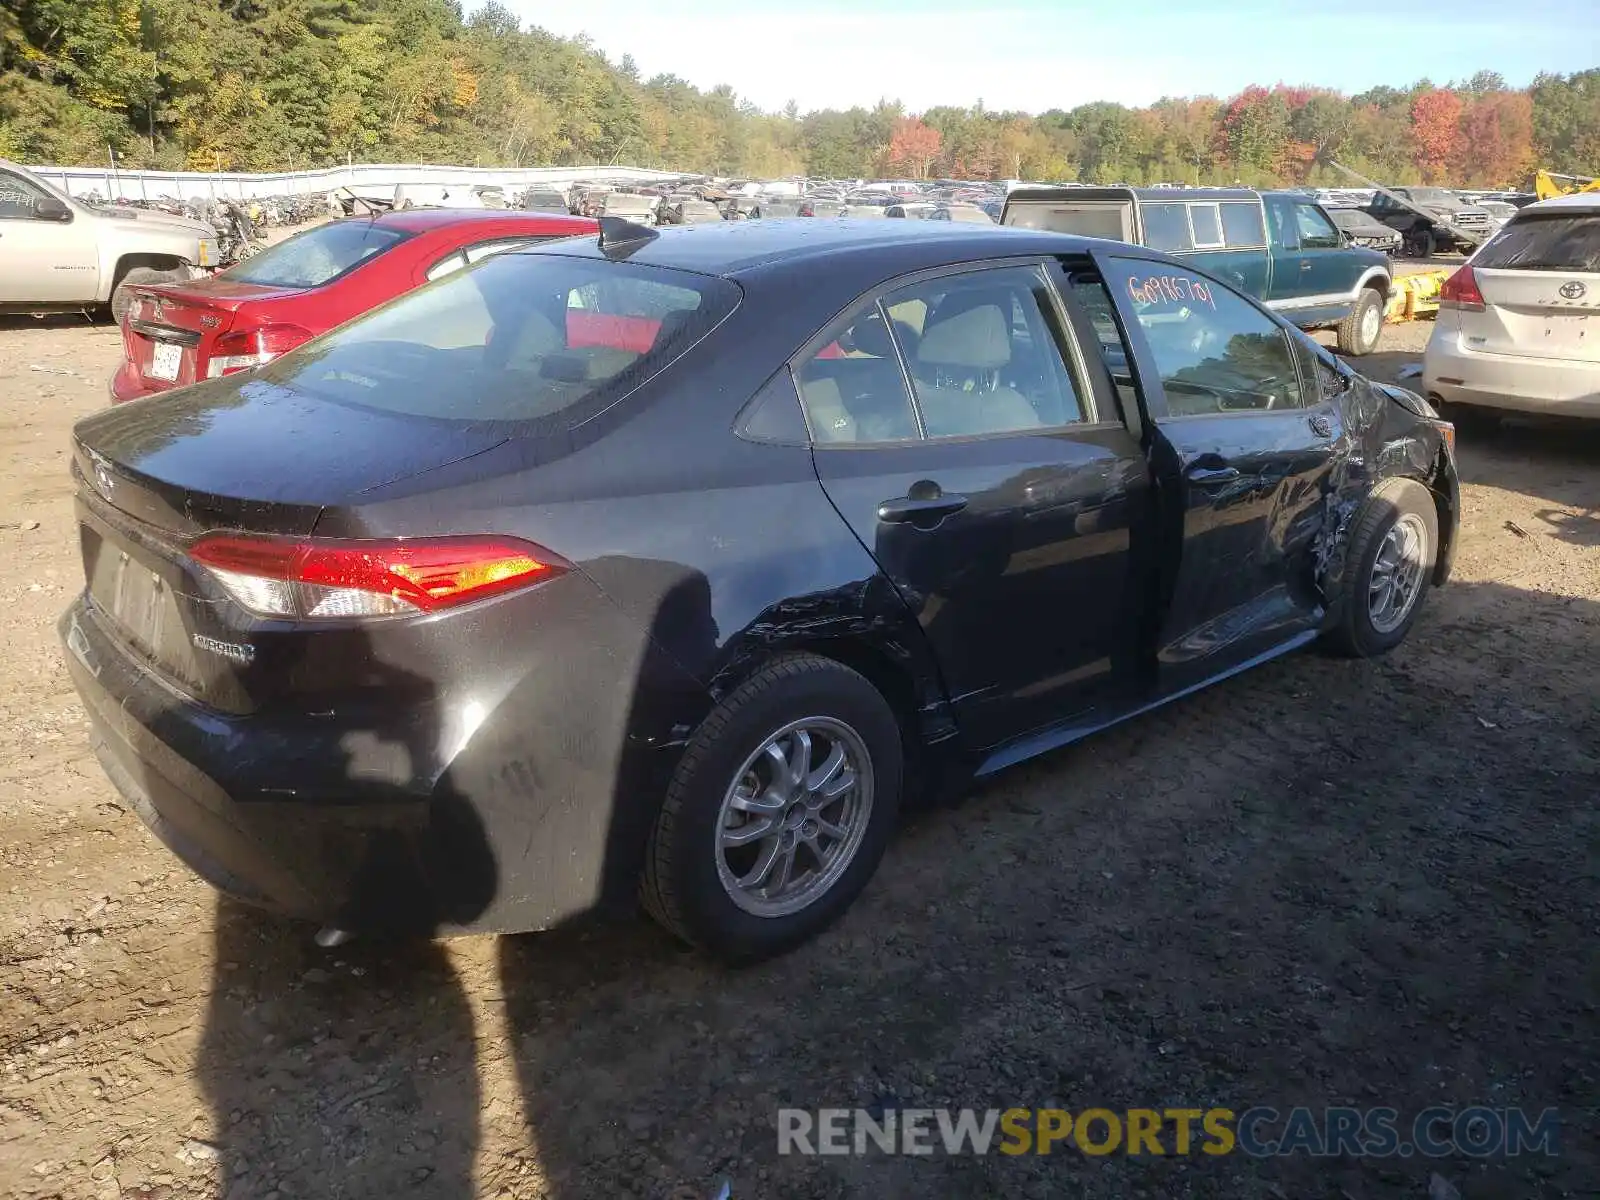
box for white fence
[27,162,695,202]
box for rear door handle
[1184,464,1241,485]
[878,483,968,525]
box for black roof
[523,218,1106,280]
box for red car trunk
[122,280,307,393]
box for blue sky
[497,0,1597,113]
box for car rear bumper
[1424,334,1600,419]
[59,589,699,935]
[109,360,170,405]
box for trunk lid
[1466,210,1600,361]
[123,280,305,392]
[71,377,508,711]
[1470,268,1600,360]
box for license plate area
[147,340,183,382]
[81,521,206,695]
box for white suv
[1424,193,1600,421]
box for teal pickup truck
[1002,187,1393,355]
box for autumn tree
[1411,88,1464,181]
[1457,91,1533,186]
[885,116,941,179]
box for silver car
[1424,194,1600,421]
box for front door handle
[878,480,968,525]
[1184,464,1241,485]
[1300,260,1313,270]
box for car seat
[913,298,1040,437]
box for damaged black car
[59,218,1459,963]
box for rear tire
[1411,228,1436,259]
[110,266,185,327]
[1335,287,1385,356]
[1324,479,1438,658]
[641,654,903,963]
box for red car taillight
[206,324,314,378]
[1439,265,1486,312]
[189,534,563,620]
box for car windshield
[259,251,741,429]
[225,220,409,288]
[1405,188,1463,209]
[1330,210,1376,230]
[1473,214,1600,272]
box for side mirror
[34,195,71,222]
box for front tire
[641,654,903,963]
[110,266,185,327]
[1324,479,1438,658]
[1336,287,1385,356]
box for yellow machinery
[1534,170,1600,201]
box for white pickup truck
[0,159,221,323]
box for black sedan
[1328,207,1404,255]
[60,219,1459,962]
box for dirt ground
[0,308,1595,1200]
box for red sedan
[111,208,598,403]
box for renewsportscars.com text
[777,1106,1560,1158]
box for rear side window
[261,252,740,428]
[1188,204,1224,248]
[1474,215,1600,272]
[225,221,409,287]
[1221,202,1266,247]
[1142,203,1193,252]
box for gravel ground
[0,308,1595,1200]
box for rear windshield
[260,251,740,428]
[226,220,408,288]
[1474,214,1600,272]
[1005,203,1130,241]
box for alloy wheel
[1368,512,1429,634]
[714,717,874,918]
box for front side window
[1103,256,1304,416]
[0,170,53,220]
[225,221,409,288]
[1294,204,1342,250]
[1265,196,1298,250]
[261,251,739,428]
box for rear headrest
[917,303,1011,369]
[844,311,897,358]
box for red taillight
[1439,265,1486,312]
[205,324,314,378]
[189,534,562,620]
